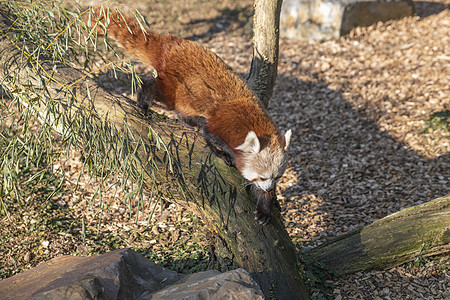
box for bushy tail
[87,7,177,70]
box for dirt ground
[1,0,449,299]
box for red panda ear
[235,131,260,154]
[282,129,292,151]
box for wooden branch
[246,0,283,108]
[307,195,450,275]
[0,13,309,299]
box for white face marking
[255,179,274,192]
[242,168,277,191]
[241,168,259,182]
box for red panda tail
[88,7,177,71]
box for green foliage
[142,242,209,274]
[300,249,340,300]
[0,1,166,220]
[0,104,63,216]
[422,110,449,135]
[404,256,431,270]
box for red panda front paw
[253,188,276,225]
[254,208,272,225]
[221,153,235,167]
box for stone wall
[280,0,415,40]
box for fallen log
[307,195,450,275]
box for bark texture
[0,12,309,300]
[246,0,283,108]
[307,195,450,275]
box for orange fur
[89,7,293,224]
[90,8,283,169]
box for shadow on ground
[274,74,448,241]
[414,1,449,18]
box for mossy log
[0,13,309,299]
[307,195,450,275]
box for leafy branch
[0,1,176,222]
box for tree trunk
[246,0,283,108]
[307,195,450,275]
[0,13,309,300]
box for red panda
[88,8,292,224]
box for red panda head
[235,130,292,191]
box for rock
[280,0,415,41]
[0,249,181,299]
[0,249,264,300]
[145,269,264,299]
